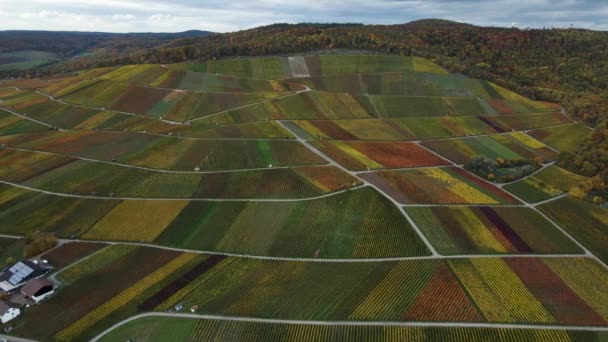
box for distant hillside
[0,30,214,70]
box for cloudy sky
[0,0,606,33]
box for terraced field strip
[0,146,363,199]
[312,141,449,171]
[360,167,520,205]
[421,132,559,165]
[38,82,288,125]
[0,131,325,171]
[527,122,593,153]
[503,165,587,203]
[187,87,310,123]
[539,197,608,265]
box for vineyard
[118,257,608,324]
[527,123,593,153]
[360,167,520,204]
[0,130,326,171]
[422,132,558,165]
[312,141,448,171]
[405,206,583,254]
[289,112,569,141]
[100,317,608,342]
[12,252,608,341]
[539,197,608,264]
[504,166,588,203]
[1,54,607,341]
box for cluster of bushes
[569,175,607,205]
[466,156,541,183]
[23,231,58,258]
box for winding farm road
[0,145,328,174]
[0,233,588,265]
[0,334,37,342]
[90,312,608,342]
[0,179,366,203]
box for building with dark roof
[21,278,55,303]
[0,260,51,292]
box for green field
[42,78,282,122]
[97,64,288,92]
[422,132,558,164]
[171,55,446,80]
[504,165,588,203]
[0,237,24,268]
[527,123,593,153]
[196,91,377,124]
[150,187,428,258]
[0,50,58,70]
[0,131,322,171]
[0,148,355,201]
[539,197,608,264]
[0,109,51,135]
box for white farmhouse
[0,301,20,324]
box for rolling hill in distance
[0,18,607,342]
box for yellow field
[83,200,189,242]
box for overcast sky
[0,0,606,33]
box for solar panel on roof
[4,262,35,285]
[9,275,21,285]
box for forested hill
[60,20,608,124]
[0,30,214,57]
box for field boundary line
[186,87,310,124]
[0,179,365,202]
[33,90,186,126]
[0,146,330,174]
[91,76,295,95]
[0,107,54,128]
[0,233,589,263]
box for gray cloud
[0,0,606,32]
